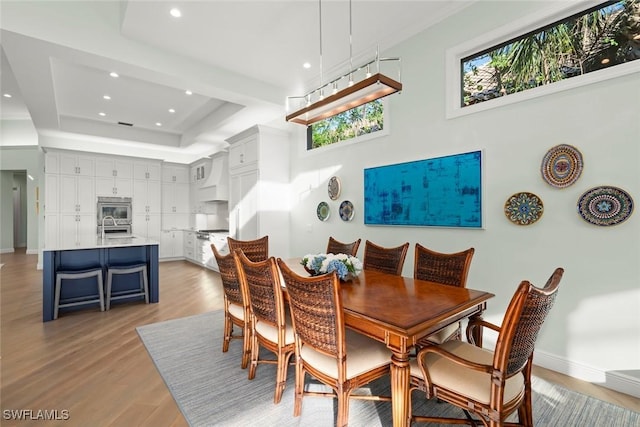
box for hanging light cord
[319,0,323,91]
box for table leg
[390,350,411,427]
[469,309,485,347]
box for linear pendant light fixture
[286,0,402,126]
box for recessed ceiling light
[109,72,119,78]
[155,122,162,127]
[3,93,12,98]
[185,90,192,95]
[170,8,181,18]
[168,108,176,113]
[99,112,106,116]
[303,62,311,69]
[103,95,111,100]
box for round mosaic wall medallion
[541,144,583,188]
[504,192,544,225]
[577,186,634,226]
[317,202,330,221]
[339,200,354,221]
[328,176,341,200]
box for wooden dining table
[282,258,495,427]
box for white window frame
[303,98,391,155]
[446,0,640,119]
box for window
[307,99,384,150]
[447,0,640,118]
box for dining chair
[227,235,269,262]
[409,267,564,427]
[211,244,251,369]
[326,236,361,257]
[363,240,410,276]
[414,244,475,345]
[235,250,295,404]
[277,258,392,427]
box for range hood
[198,153,229,202]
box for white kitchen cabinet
[162,164,189,184]
[95,158,133,197]
[44,174,58,214]
[59,174,95,215]
[59,213,96,248]
[228,133,259,170]
[227,125,290,258]
[162,164,189,230]
[160,230,184,259]
[44,214,59,249]
[184,231,196,261]
[133,179,161,215]
[133,161,161,181]
[58,152,95,176]
[95,176,133,197]
[132,213,161,241]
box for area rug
[137,310,639,427]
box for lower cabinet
[160,230,184,259]
[184,231,196,261]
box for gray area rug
[137,310,639,427]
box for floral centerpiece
[300,253,363,281]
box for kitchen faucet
[101,215,116,241]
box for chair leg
[273,350,293,404]
[248,331,259,380]
[293,361,304,417]
[336,389,350,427]
[222,311,232,353]
[241,321,250,369]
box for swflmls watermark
[3,409,70,421]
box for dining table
[282,258,495,427]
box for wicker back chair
[227,235,269,262]
[410,268,564,427]
[234,250,294,404]
[326,237,361,257]
[211,244,251,369]
[363,240,409,276]
[414,244,475,344]
[277,258,392,427]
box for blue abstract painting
[364,150,482,227]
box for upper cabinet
[95,157,133,197]
[229,133,259,170]
[162,165,189,184]
[45,151,94,176]
[133,161,161,181]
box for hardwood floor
[1,249,638,426]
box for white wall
[285,1,640,395]
[0,121,40,254]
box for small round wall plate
[541,144,583,188]
[577,186,633,226]
[339,200,354,221]
[328,176,341,200]
[317,201,330,221]
[504,192,544,225]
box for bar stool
[54,267,105,320]
[106,263,149,310]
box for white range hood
[198,153,229,202]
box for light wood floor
[1,249,638,426]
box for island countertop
[43,235,159,252]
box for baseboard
[0,248,15,254]
[26,248,38,255]
[534,349,640,398]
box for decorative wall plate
[577,186,633,226]
[541,144,583,188]
[328,176,341,200]
[504,192,544,225]
[339,200,354,221]
[316,202,330,221]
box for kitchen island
[42,236,159,322]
